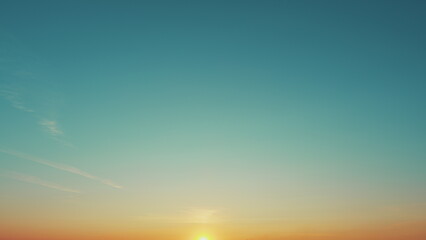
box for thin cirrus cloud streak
[0,88,34,113]
[39,119,63,136]
[0,87,67,141]
[0,170,81,193]
[0,149,123,189]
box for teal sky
[0,1,426,239]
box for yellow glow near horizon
[199,236,209,240]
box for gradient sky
[1,1,426,240]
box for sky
[0,0,426,240]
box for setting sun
[199,236,209,240]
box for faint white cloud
[0,170,81,193]
[38,118,75,148]
[0,149,123,189]
[0,86,74,147]
[0,88,34,112]
[39,118,63,136]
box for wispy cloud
[38,118,75,148]
[0,86,72,145]
[39,119,63,136]
[0,170,81,193]
[0,149,123,189]
[0,88,34,113]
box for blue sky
[0,1,426,239]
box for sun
[199,237,209,240]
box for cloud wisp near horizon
[0,149,123,189]
[137,208,219,224]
